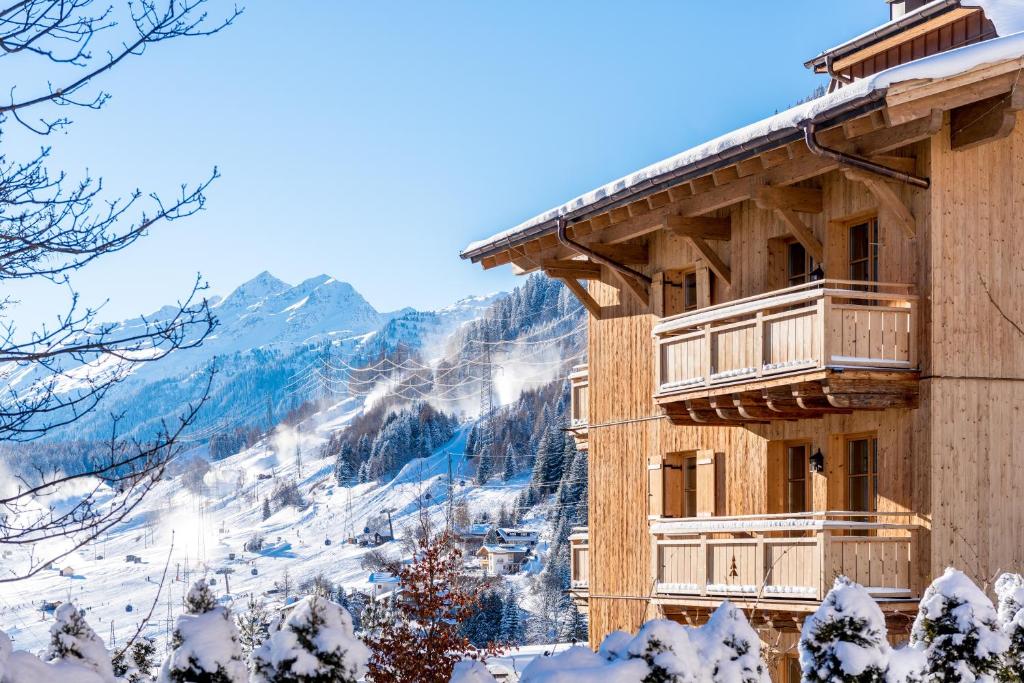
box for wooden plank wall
[926,117,1024,585]
[586,156,933,644]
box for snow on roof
[965,0,1024,33]
[497,527,537,537]
[368,572,399,584]
[461,26,1024,262]
[477,544,529,555]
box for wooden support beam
[556,277,603,319]
[689,175,716,194]
[842,169,917,238]
[684,235,731,286]
[587,242,649,264]
[541,259,603,279]
[774,208,824,264]
[754,185,824,214]
[727,394,807,421]
[849,108,943,155]
[885,57,1024,126]
[711,165,739,187]
[667,215,732,241]
[950,89,1024,151]
[608,267,650,308]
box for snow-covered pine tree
[556,592,588,645]
[500,588,525,646]
[334,442,354,486]
[798,576,891,682]
[357,461,370,484]
[114,637,158,683]
[251,595,369,683]
[501,444,516,482]
[237,593,270,654]
[694,601,769,683]
[261,497,272,521]
[158,579,248,683]
[996,572,1024,678]
[909,568,1008,681]
[45,603,116,682]
[483,527,498,545]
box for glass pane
[787,445,806,478]
[787,242,807,282]
[850,223,868,262]
[849,475,870,512]
[787,658,802,683]
[684,489,697,518]
[848,439,870,475]
[683,272,698,311]
[786,444,807,513]
[787,481,806,513]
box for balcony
[568,365,589,450]
[653,280,919,425]
[651,512,921,613]
[569,527,589,609]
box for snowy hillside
[0,403,541,657]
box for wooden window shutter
[648,460,663,518]
[696,449,717,518]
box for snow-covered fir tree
[251,595,369,683]
[997,572,1024,679]
[500,587,525,645]
[237,593,271,654]
[261,497,272,521]
[113,637,157,683]
[694,602,769,683]
[799,576,892,682]
[909,568,1008,681]
[158,580,248,683]
[501,444,516,481]
[44,602,116,682]
[334,442,355,486]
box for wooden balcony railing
[651,512,920,602]
[569,527,589,590]
[653,280,918,397]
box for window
[847,436,879,513]
[682,271,698,312]
[849,219,879,284]
[663,452,698,518]
[785,656,802,683]
[786,443,810,513]
[683,455,697,518]
[787,241,816,287]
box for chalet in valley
[461,0,1024,678]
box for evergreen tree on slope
[500,587,526,646]
[996,572,1024,679]
[237,593,270,654]
[251,595,369,683]
[159,580,247,683]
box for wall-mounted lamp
[809,448,825,473]
[809,265,825,282]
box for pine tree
[237,593,270,654]
[334,442,354,486]
[159,580,248,683]
[500,587,525,645]
[502,444,516,482]
[475,442,493,484]
[909,568,1007,681]
[261,497,272,521]
[130,638,157,681]
[252,595,369,683]
[799,576,891,683]
[996,572,1024,679]
[45,603,116,682]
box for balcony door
[849,218,879,286]
[787,241,816,288]
[785,442,811,513]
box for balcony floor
[659,598,920,632]
[655,368,919,426]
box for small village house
[462,0,1024,678]
[476,544,529,576]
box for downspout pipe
[801,120,930,189]
[556,216,652,285]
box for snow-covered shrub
[44,602,116,682]
[693,602,769,682]
[521,604,767,683]
[158,580,248,683]
[251,594,369,683]
[996,572,1024,678]
[449,659,497,683]
[112,638,156,683]
[799,576,891,682]
[909,567,1008,681]
[886,647,927,683]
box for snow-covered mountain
[27,272,503,444]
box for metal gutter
[804,0,961,71]
[801,120,930,188]
[556,216,652,285]
[461,90,887,263]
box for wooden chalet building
[461,0,1024,678]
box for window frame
[785,240,816,288]
[784,440,812,514]
[845,433,879,513]
[848,217,880,285]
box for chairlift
[125,604,133,613]
[324,538,332,546]
[251,568,259,576]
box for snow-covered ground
[0,398,540,657]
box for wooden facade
[463,3,1024,675]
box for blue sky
[7,1,888,331]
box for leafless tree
[0,0,241,581]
